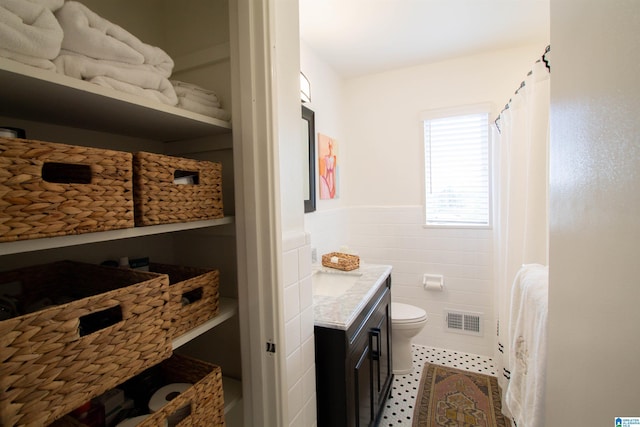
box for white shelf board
[172,297,238,349]
[0,58,231,141]
[222,377,243,414]
[0,217,234,256]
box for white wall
[347,206,495,356]
[299,40,345,167]
[546,2,640,424]
[343,45,546,206]
[274,3,317,427]
[301,42,350,257]
[276,3,305,234]
[303,45,547,356]
[282,233,316,427]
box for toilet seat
[391,302,427,324]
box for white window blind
[424,112,490,226]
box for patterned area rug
[412,363,510,427]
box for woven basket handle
[180,286,203,306]
[142,400,194,426]
[173,169,199,185]
[78,304,123,337]
[41,162,93,184]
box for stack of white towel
[53,1,177,106]
[171,80,231,122]
[0,0,64,70]
[0,0,230,121]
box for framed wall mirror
[302,105,316,213]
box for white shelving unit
[222,377,243,415]
[0,59,230,141]
[0,1,245,423]
[0,217,235,256]
[172,297,238,349]
[174,298,242,417]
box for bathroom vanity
[313,264,393,427]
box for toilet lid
[391,302,427,324]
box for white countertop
[313,263,392,330]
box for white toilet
[391,302,428,374]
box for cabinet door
[350,330,374,427]
[371,298,393,411]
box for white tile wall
[348,206,495,356]
[282,232,317,427]
[306,206,495,357]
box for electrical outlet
[311,247,318,263]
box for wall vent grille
[445,310,483,336]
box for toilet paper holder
[423,274,444,291]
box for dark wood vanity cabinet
[315,276,393,427]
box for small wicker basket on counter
[321,252,360,271]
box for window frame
[420,103,494,229]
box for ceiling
[299,0,550,78]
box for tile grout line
[379,344,497,426]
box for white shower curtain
[493,49,550,424]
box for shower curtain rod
[494,45,551,133]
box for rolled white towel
[171,80,221,107]
[0,47,56,70]
[54,53,178,106]
[171,79,218,96]
[177,97,231,121]
[91,75,178,105]
[176,90,221,108]
[0,0,63,60]
[55,1,174,77]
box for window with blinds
[423,110,491,227]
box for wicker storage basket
[0,137,134,242]
[321,252,360,271]
[0,261,173,427]
[133,152,223,226]
[52,354,225,427]
[148,263,220,339]
[136,353,226,426]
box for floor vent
[445,310,483,336]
